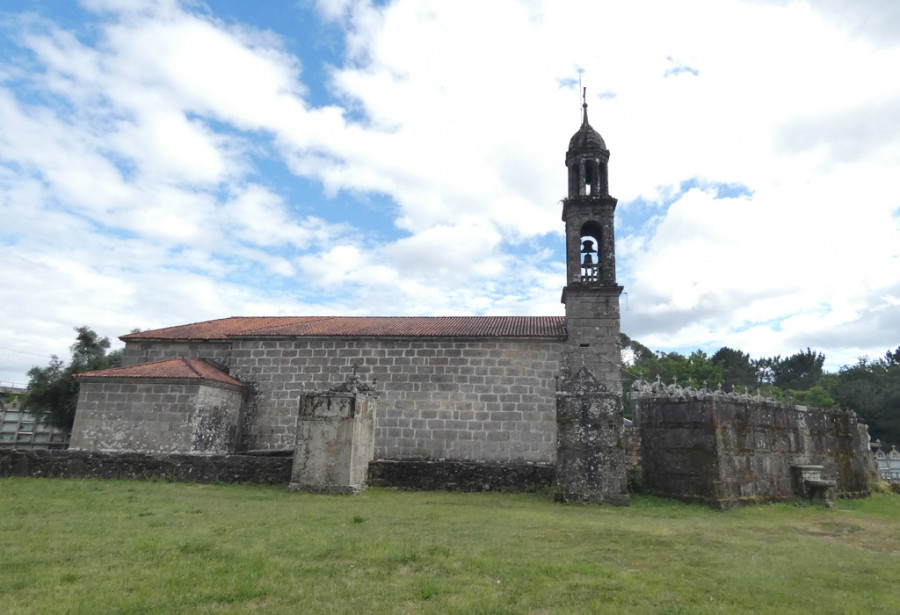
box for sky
[1,0,899,387]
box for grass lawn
[1,478,898,614]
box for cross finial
[581,86,589,125]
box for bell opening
[580,237,599,282]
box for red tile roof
[122,316,567,341]
[76,357,243,387]
[120,317,313,341]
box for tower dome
[567,104,607,153]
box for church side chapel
[71,101,631,504]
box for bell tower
[560,94,623,392]
[554,93,629,505]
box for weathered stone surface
[0,449,291,484]
[367,459,554,492]
[633,385,874,508]
[123,337,563,463]
[553,366,629,505]
[790,464,837,507]
[70,379,244,454]
[290,381,377,494]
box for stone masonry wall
[119,337,563,463]
[0,449,291,484]
[231,338,564,463]
[70,379,244,454]
[123,340,233,367]
[633,381,873,507]
[561,290,622,394]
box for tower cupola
[565,102,610,198]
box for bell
[580,239,595,254]
[582,253,594,267]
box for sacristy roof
[75,356,243,387]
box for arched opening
[583,162,595,196]
[579,221,602,282]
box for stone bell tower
[560,95,624,392]
[554,94,629,505]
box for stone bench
[791,465,837,508]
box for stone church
[44,101,875,508]
[71,102,627,500]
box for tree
[630,349,724,389]
[620,332,655,364]
[23,326,122,430]
[711,346,757,391]
[770,348,825,391]
[754,356,777,385]
[790,385,837,409]
[825,353,900,445]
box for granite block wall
[70,379,244,454]
[122,337,564,463]
[232,338,564,463]
[561,289,622,392]
[633,384,874,507]
[123,340,233,367]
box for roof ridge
[79,356,182,376]
[181,356,205,379]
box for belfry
[560,93,624,392]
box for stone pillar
[289,372,378,494]
[554,365,629,505]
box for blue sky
[2,0,899,386]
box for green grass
[1,479,898,614]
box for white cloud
[1,0,899,385]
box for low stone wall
[0,450,292,484]
[632,380,875,507]
[1,450,553,492]
[367,459,554,492]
